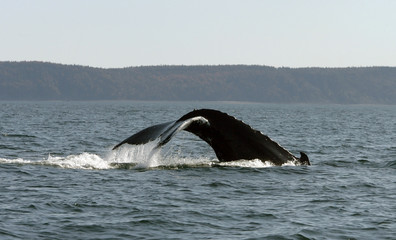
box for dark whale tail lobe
[112,121,176,150]
[112,109,311,166]
[298,152,310,165]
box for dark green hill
[1,61,395,104]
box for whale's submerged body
[113,109,310,166]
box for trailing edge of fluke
[112,109,310,166]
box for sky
[1,0,396,68]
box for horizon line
[1,60,395,70]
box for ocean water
[0,101,395,239]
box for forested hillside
[1,61,395,104]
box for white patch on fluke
[160,116,209,144]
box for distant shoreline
[2,100,396,108]
[1,61,396,104]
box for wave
[1,133,37,138]
[0,141,298,170]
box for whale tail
[298,152,310,165]
[112,109,311,166]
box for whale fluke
[112,109,310,166]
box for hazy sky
[2,0,396,68]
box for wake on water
[0,139,299,170]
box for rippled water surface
[1,101,395,239]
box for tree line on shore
[1,61,395,104]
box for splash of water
[0,138,297,169]
[105,140,162,169]
[0,153,110,170]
